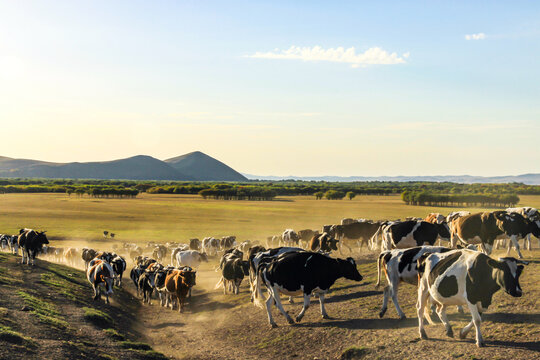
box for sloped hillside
[0,253,167,360]
[165,151,247,181]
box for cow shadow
[187,292,237,313]
[325,290,382,303]
[483,312,540,325]
[145,321,186,330]
[294,316,418,330]
[484,339,540,352]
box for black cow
[417,249,528,347]
[138,270,157,305]
[253,252,363,327]
[17,229,49,266]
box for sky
[0,1,539,176]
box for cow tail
[369,226,381,251]
[252,265,265,309]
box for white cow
[175,250,208,269]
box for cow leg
[508,235,523,259]
[270,286,294,324]
[265,293,278,328]
[389,282,406,319]
[295,294,311,322]
[436,305,453,338]
[466,303,484,347]
[288,296,294,304]
[525,234,532,251]
[416,280,430,340]
[148,289,153,305]
[318,293,330,319]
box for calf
[376,246,452,319]
[87,259,114,304]
[417,249,528,347]
[253,252,363,327]
[164,268,197,312]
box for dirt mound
[0,252,167,360]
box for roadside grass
[103,328,125,341]
[16,290,69,329]
[0,325,36,348]
[83,307,114,328]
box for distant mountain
[242,173,540,185]
[0,152,246,181]
[165,151,247,181]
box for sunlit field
[1,193,540,246]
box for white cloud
[245,46,409,67]
[465,33,486,40]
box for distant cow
[308,233,339,253]
[152,245,168,262]
[221,236,236,251]
[64,248,80,267]
[202,237,220,256]
[281,229,300,247]
[297,229,318,244]
[175,250,208,269]
[265,235,281,249]
[87,259,114,304]
[17,229,49,266]
[341,218,357,225]
[417,249,528,347]
[330,222,381,252]
[378,221,450,251]
[189,238,201,251]
[253,252,363,327]
[82,248,98,269]
[424,213,445,224]
[452,211,535,258]
[164,268,197,312]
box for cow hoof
[270,323,278,329]
[399,315,407,320]
[446,329,454,338]
[420,329,428,340]
[476,341,485,348]
[379,310,386,318]
[295,316,303,323]
[287,317,295,325]
[459,329,467,339]
[322,314,330,320]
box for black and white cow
[253,252,363,327]
[376,246,453,319]
[17,229,49,266]
[138,269,158,305]
[202,237,220,256]
[417,249,528,347]
[506,207,540,250]
[377,221,450,251]
[111,255,127,286]
[215,257,250,294]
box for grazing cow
[175,250,208,269]
[376,246,453,319]
[82,248,98,269]
[506,207,540,250]
[308,233,339,253]
[330,222,381,252]
[378,221,450,251]
[111,255,127,286]
[281,229,300,247]
[202,237,220,256]
[452,211,532,258]
[297,229,319,244]
[253,252,363,327]
[164,268,197,312]
[189,238,201,251]
[17,229,49,266]
[87,259,114,304]
[417,250,528,347]
[216,258,250,294]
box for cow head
[180,270,197,287]
[36,231,49,246]
[199,252,208,262]
[338,257,363,282]
[320,234,339,252]
[491,257,528,297]
[435,222,451,241]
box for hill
[165,151,247,181]
[0,152,246,181]
[0,252,167,360]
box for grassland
[1,193,540,245]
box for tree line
[401,190,520,207]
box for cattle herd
[1,206,539,348]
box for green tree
[346,191,356,200]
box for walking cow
[17,229,49,266]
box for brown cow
[308,233,339,252]
[424,213,445,224]
[164,269,197,312]
[298,229,319,244]
[64,247,80,267]
[82,248,98,269]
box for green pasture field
[1,193,540,246]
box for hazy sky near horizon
[1,1,539,176]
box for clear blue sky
[0,1,539,176]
